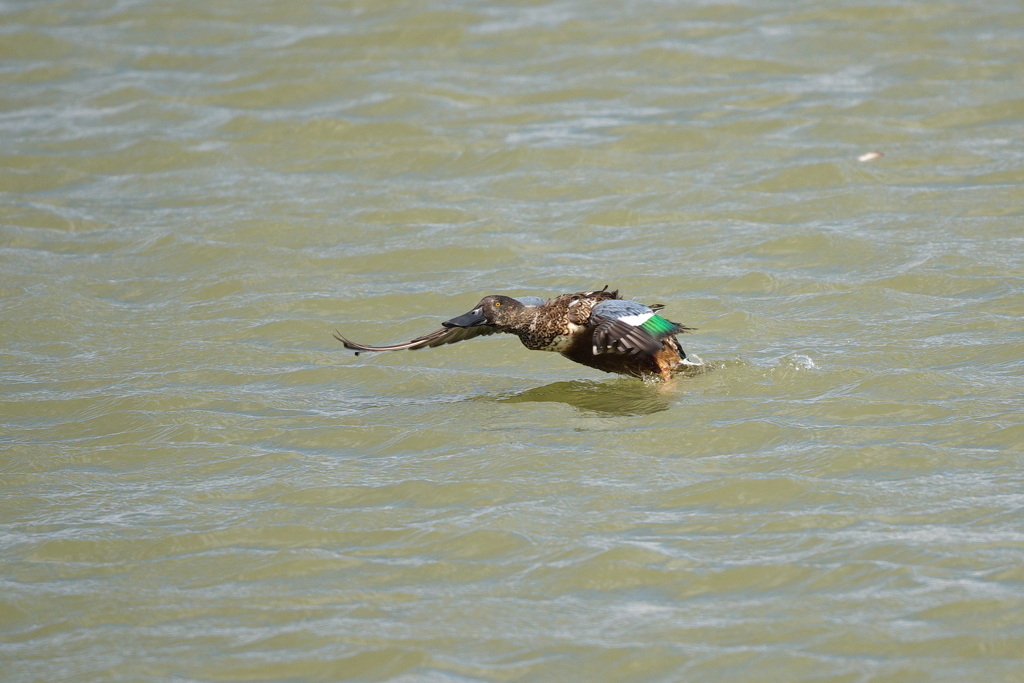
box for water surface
[2,0,1023,680]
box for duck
[333,286,698,381]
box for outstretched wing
[589,299,690,356]
[333,325,499,353]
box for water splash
[786,354,818,370]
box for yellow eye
[494,301,501,307]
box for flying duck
[334,287,697,380]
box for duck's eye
[570,296,579,303]
[494,301,501,307]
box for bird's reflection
[486,379,672,416]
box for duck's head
[442,295,525,329]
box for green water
[2,0,1023,680]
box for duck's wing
[512,296,547,307]
[333,324,499,352]
[588,299,691,356]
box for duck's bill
[442,308,487,328]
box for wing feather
[590,316,663,356]
[333,325,498,352]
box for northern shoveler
[334,286,698,380]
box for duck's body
[334,287,696,380]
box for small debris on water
[858,151,883,162]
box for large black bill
[442,309,488,328]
